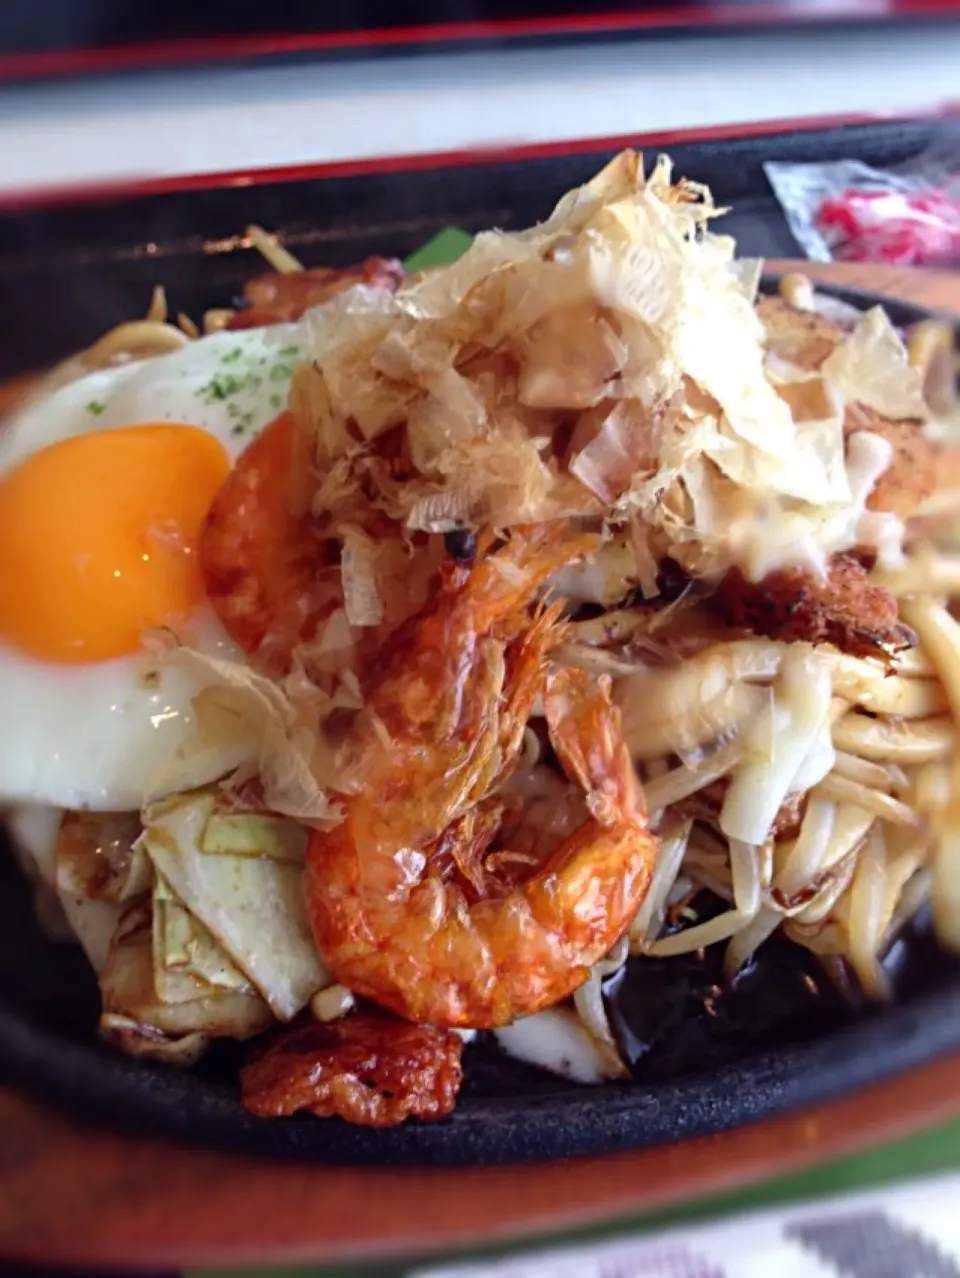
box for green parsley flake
[86,400,106,415]
[278,344,300,358]
[268,363,292,384]
[221,348,243,364]
[269,393,282,410]
[199,369,263,405]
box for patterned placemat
[413,1172,960,1278]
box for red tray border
[4,108,952,214]
[1,1,959,83]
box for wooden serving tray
[0,1057,957,1270]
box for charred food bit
[443,526,478,565]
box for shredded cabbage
[151,873,254,1003]
[494,1004,627,1085]
[142,789,330,1020]
[200,811,308,862]
[99,903,271,1063]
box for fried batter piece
[713,553,914,661]
[240,1010,464,1127]
[755,295,845,371]
[228,257,405,329]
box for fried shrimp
[304,528,657,1029]
[199,412,339,673]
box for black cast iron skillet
[0,270,958,1165]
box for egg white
[0,322,306,473]
[0,321,308,814]
[0,607,246,810]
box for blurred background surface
[0,0,958,193]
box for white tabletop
[0,23,958,194]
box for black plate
[1,121,959,1167]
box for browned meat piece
[712,553,914,661]
[228,257,405,329]
[240,1009,464,1127]
[674,783,805,840]
[755,296,845,371]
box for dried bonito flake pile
[21,149,960,1130]
[290,150,939,590]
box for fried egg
[0,322,307,811]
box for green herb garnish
[404,227,473,272]
[199,369,263,405]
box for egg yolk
[0,424,230,664]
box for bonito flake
[293,150,910,580]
